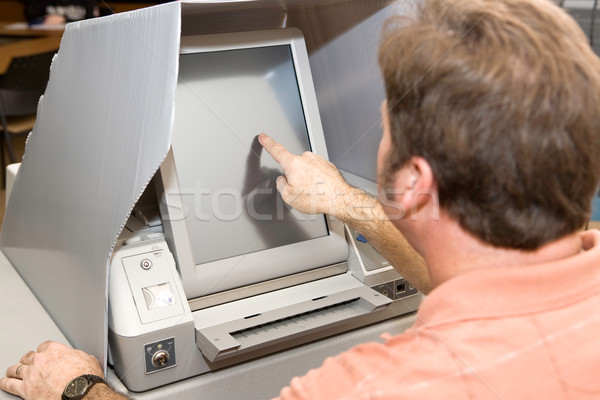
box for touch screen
[172,45,329,265]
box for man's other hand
[0,341,103,400]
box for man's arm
[336,189,432,294]
[0,341,128,400]
[258,134,431,294]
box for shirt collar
[415,230,600,328]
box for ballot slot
[186,261,348,311]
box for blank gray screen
[172,45,329,265]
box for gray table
[0,250,417,399]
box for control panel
[370,277,418,300]
[144,337,177,374]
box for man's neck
[421,215,583,288]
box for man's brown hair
[379,0,600,249]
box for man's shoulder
[276,329,466,399]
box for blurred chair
[0,50,55,187]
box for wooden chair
[0,50,55,186]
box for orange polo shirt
[276,230,600,400]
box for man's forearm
[335,189,432,295]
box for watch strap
[82,374,105,385]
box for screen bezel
[159,28,348,300]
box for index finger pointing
[258,133,294,171]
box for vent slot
[232,298,360,340]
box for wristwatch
[62,374,105,400]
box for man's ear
[390,156,436,216]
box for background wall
[559,1,600,225]
[560,1,600,55]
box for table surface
[0,21,64,38]
[0,22,62,75]
[0,247,417,400]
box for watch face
[64,377,88,397]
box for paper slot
[142,282,176,310]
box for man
[3,0,600,398]
[22,0,99,26]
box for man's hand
[0,341,103,400]
[259,133,431,294]
[258,133,354,219]
[43,14,66,25]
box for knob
[152,350,169,368]
[140,259,152,270]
